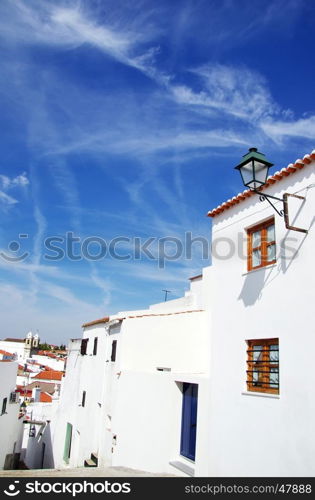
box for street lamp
[235,147,308,233]
[234,147,273,190]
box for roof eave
[207,151,315,218]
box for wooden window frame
[246,338,279,394]
[247,218,276,272]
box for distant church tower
[24,331,40,357]
[25,331,33,347]
[32,333,39,348]
[24,331,33,357]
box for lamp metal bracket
[252,189,308,233]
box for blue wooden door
[180,383,198,461]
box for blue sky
[0,0,314,344]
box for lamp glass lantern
[235,147,274,190]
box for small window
[247,218,276,271]
[81,391,86,407]
[246,339,279,394]
[93,337,98,356]
[80,338,88,356]
[111,340,117,362]
[1,397,7,415]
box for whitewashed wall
[31,355,65,372]
[0,362,23,469]
[0,341,26,360]
[112,372,209,475]
[119,311,209,373]
[203,162,315,476]
[52,326,111,469]
[107,310,209,475]
[21,401,58,470]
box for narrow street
[0,466,175,477]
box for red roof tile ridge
[189,274,202,281]
[0,349,14,356]
[82,316,110,328]
[121,309,205,320]
[207,150,315,218]
[33,370,63,380]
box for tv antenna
[162,289,171,301]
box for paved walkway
[0,466,175,477]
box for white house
[0,332,40,362]
[203,148,315,476]
[51,323,110,469]
[50,275,209,475]
[20,395,58,470]
[30,354,66,372]
[29,148,315,476]
[0,349,15,361]
[0,361,23,469]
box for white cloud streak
[0,191,18,207]
[261,116,315,142]
[0,0,162,81]
[0,172,29,210]
[171,64,279,122]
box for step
[169,461,194,477]
[90,452,98,466]
[84,459,97,468]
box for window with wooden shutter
[247,218,276,271]
[247,339,279,394]
[80,338,88,355]
[1,397,7,415]
[93,337,98,356]
[82,391,86,407]
[111,340,117,362]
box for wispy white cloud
[0,279,106,343]
[0,0,162,81]
[0,0,313,343]
[1,1,311,158]
[0,191,18,207]
[0,171,29,210]
[0,171,29,189]
[170,64,279,122]
[261,115,315,142]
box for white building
[0,332,40,362]
[20,394,58,470]
[37,149,315,476]
[203,148,315,476]
[50,274,209,475]
[30,354,65,372]
[0,361,23,469]
[0,349,15,361]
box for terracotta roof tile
[207,151,315,218]
[0,349,14,356]
[118,309,204,321]
[189,274,202,281]
[18,364,32,372]
[16,388,32,396]
[39,392,52,403]
[3,338,25,343]
[33,370,63,381]
[82,316,110,328]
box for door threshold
[169,460,195,477]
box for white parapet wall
[0,361,23,469]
